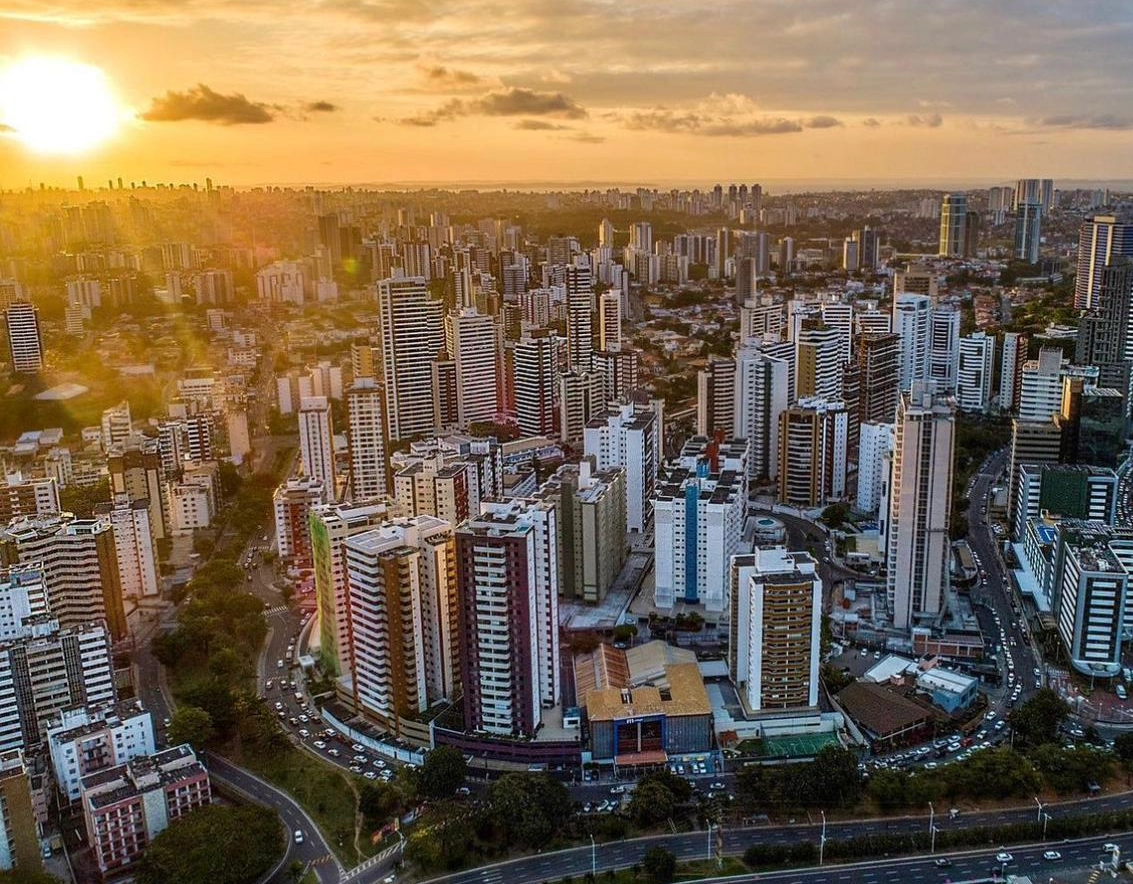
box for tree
[1114,732,1133,768]
[487,772,571,848]
[642,847,677,884]
[136,805,282,884]
[167,705,216,750]
[820,502,851,529]
[418,746,469,799]
[0,870,63,884]
[1010,689,1069,748]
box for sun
[0,57,123,155]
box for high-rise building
[1018,348,1064,422]
[344,516,458,731]
[565,260,594,372]
[956,331,996,413]
[928,303,961,392]
[93,496,159,600]
[0,751,45,873]
[1014,202,1042,263]
[0,474,59,524]
[592,348,639,404]
[938,193,968,257]
[893,294,930,392]
[107,438,166,541]
[0,516,127,641]
[298,396,335,497]
[345,378,387,502]
[598,289,621,352]
[795,320,843,400]
[378,276,444,440]
[535,460,626,603]
[857,422,894,513]
[652,437,746,611]
[456,499,560,737]
[819,300,855,368]
[857,332,900,424]
[716,227,731,278]
[1075,261,1133,407]
[445,308,500,427]
[999,332,1028,412]
[309,500,389,677]
[273,477,326,569]
[893,265,938,298]
[1011,464,1117,541]
[4,302,42,374]
[100,402,132,453]
[728,547,821,713]
[559,371,604,444]
[583,400,661,533]
[777,397,848,507]
[732,343,789,481]
[513,335,557,437]
[1015,178,1054,215]
[598,218,615,248]
[697,356,735,438]
[882,383,955,631]
[1075,215,1133,310]
[740,298,784,342]
[47,701,156,802]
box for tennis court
[760,732,842,758]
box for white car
[1043,850,1061,861]
[995,851,1013,864]
[294,830,304,844]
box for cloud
[1038,113,1133,130]
[419,64,482,89]
[142,84,274,125]
[905,113,944,128]
[401,87,587,126]
[620,102,841,137]
[304,101,339,113]
[567,132,604,143]
[0,123,14,133]
[514,119,571,131]
[862,117,882,128]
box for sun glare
[0,57,123,155]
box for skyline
[2,1,1133,187]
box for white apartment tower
[298,396,335,499]
[378,275,444,441]
[583,401,660,533]
[444,308,500,427]
[5,302,43,374]
[893,294,930,393]
[598,289,622,352]
[513,335,557,437]
[956,331,996,413]
[733,343,789,482]
[346,378,387,502]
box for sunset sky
[1,0,1132,189]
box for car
[1033,667,1041,676]
[1104,842,1120,853]
[298,728,310,738]
[314,740,326,749]
[349,764,362,773]
[457,786,471,796]
[859,648,868,656]
[352,744,365,752]
[610,785,627,795]
[924,762,938,770]
[582,803,592,813]
[353,754,367,762]
[384,877,395,884]
[710,782,725,790]
[1035,679,1042,689]
[299,714,309,723]
[327,749,340,757]
[324,729,336,738]
[364,771,377,780]
[934,858,952,868]
[873,651,882,659]
[1043,850,1061,861]
[288,717,298,726]
[995,852,1013,864]
[265,679,273,690]
[293,830,304,844]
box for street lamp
[1034,796,1044,823]
[819,811,827,866]
[1042,812,1051,840]
[706,823,714,862]
[930,825,940,855]
[928,802,935,839]
[590,835,596,879]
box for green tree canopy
[417,746,469,799]
[135,805,283,884]
[487,772,571,848]
[166,705,215,750]
[1009,689,1070,748]
[642,847,677,884]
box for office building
[81,744,211,876]
[272,477,326,569]
[893,294,930,392]
[1076,261,1133,407]
[729,547,821,713]
[298,396,335,497]
[344,516,458,730]
[1011,464,1118,541]
[777,397,847,508]
[1059,379,1126,468]
[345,378,387,502]
[535,460,626,603]
[1014,202,1042,263]
[1018,348,1065,422]
[1075,215,1133,310]
[513,335,557,437]
[857,421,894,513]
[456,499,560,736]
[938,193,968,257]
[93,496,159,600]
[956,331,996,413]
[999,332,1028,412]
[697,356,735,438]
[0,516,126,641]
[732,343,789,482]
[1015,178,1054,215]
[4,302,42,374]
[378,276,444,441]
[584,400,661,533]
[882,383,955,631]
[47,701,156,802]
[653,438,746,612]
